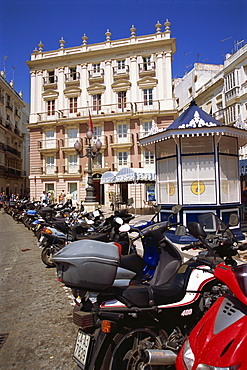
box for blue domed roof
[167,100,223,131]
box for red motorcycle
[176,262,247,370]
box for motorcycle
[52,211,246,369]
[42,211,135,268]
[176,261,247,370]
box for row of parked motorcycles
[4,200,247,369]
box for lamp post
[74,130,102,203]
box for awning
[100,171,117,184]
[115,168,156,183]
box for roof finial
[155,21,162,33]
[130,25,136,37]
[105,29,111,41]
[38,41,44,52]
[190,100,197,106]
[59,37,65,49]
[82,33,88,45]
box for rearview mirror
[175,225,186,236]
[172,204,182,214]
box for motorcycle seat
[120,263,192,307]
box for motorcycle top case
[51,240,120,291]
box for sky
[0,0,246,104]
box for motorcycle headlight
[183,339,195,370]
[197,365,240,370]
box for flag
[88,109,94,133]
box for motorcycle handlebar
[181,241,201,251]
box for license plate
[73,329,91,368]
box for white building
[26,21,177,208]
[174,43,247,141]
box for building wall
[26,22,177,206]
[0,72,30,197]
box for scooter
[52,211,246,370]
[176,261,247,370]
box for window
[93,94,101,112]
[48,70,55,83]
[46,156,55,174]
[69,67,77,80]
[47,100,55,116]
[69,97,78,113]
[117,124,128,143]
[68,128,78,146]
[117,60,125,70]
[143,56,151,70]
[93,126,102,141]
[143,89,153,106]
[45,130,55,148]
[68,155,78,173]
[143,121,152,133]
[93,63,101,73]
[144,151,154,165]
[118,152,128,166]
[118,91,126,110]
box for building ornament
[130,25,136,37]
[178,110,217,129]
[59,37,65,49]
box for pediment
[137,76,158,89]
[87,83,106,95]
[111,79,131,92]
[64,86,82,98]
[42,89,59,101]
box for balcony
[65,72,80,86]
[5,145,21,157]
[30,99,162,124]
[5,167,21,177]
[60,137,82,153]
[40,166,58,177]
[109,133,134,150]
[138,62,156,77]
[88,69,104,84]
[37,139,59,154]
[225,87,240,103]
[113,65,130,80]
[43,76,58,90]
[63,165,82,177]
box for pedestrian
[40,191,48,204]
[59,190,66,204]
[66,192,72,206]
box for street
[0,212,78,370]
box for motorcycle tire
[41,247,56,268]
[98,326,170,370]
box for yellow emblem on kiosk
[191,181,205,195]
[167,182,175,196]
[222,181,229,194]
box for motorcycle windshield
[232,264,247,298]
[198,212,233,238]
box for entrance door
[120,183,128,204]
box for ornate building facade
[26,21,177,207]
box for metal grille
[0,334,8,349]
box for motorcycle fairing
[214,297,245,334]
[179,295,247,369]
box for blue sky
[0,0,246,104]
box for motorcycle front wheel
[103,327,171,370]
